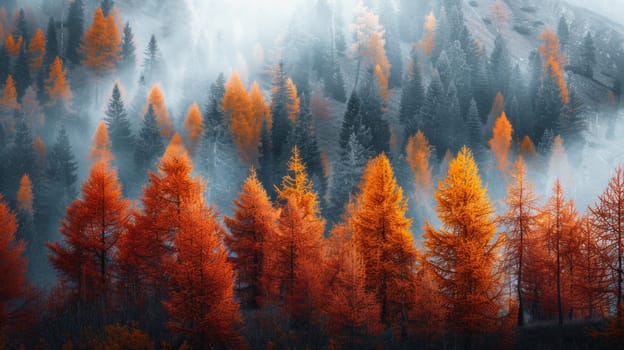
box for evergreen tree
[557,89,585,165]
[473,57,491,122]
[0,46,9,88]
[134,105,164,178]
[65,0,85,65]
[199,74,243,210]
[142,34,161,84]
[535,65,564,140]
[43,17,59,71]
[490,34,512,98]
[436,51,452,90]
[14,9,29,42]
[399,50,425,128]
[359,66,390,154]
[270,62,293,158]
[466,99,485,162]
[339,91,361,149]
[119,22,136,73]
[557,16,570,53]
[257,118,274,196]
[324,58,346,103]
[378,0,402,88]
[45,126,78,226]
[448,40,473,117]
[105,84,134,191]
[580,32,597,78]
[330,132,370,220]
[12,47,31,101]
[101,0,114,16]
[445,83,466,153]
[417,73,445,158]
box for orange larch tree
[423,147,506,341]
[224,167,279,308]
[82,7,121,76]
[144,85,173,137]
[5,34,22,56]
[0,195,28,327]
[28,28,45,71]
[420,12,437,56]
[45,56,72,108]
[183,102,203,155]
[222,72,254,162]
[89,121,113,163]
[500,156,540,326]
[488,112,513,175]
[324,240,382,347]
[539,28,569,104]
[351,4,391,89]
[16,174,33,214]
[405,130,432,193]
[164,199,246,349]
[47,159,129,307]
[519,135,537,161]
[590,166,624,317]
[539,179,579,325]
[248,81,271,157]
[285,78,300,122]
[263,147,326,328]
[0,75,20,112]
[351,153,418,339]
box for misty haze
[0,0,623,349]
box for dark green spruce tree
[134,105,164,180]
[105,83,135,193]
[359,66,390,154]
[399,50,425,128]
[65,0,85,65]
[13,47,31,101]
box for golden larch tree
[0,75,20,112]
[500,156,540,326]
[405,130,432,193]
[539,28,569,104]
[285,78,300,122]
[423,146,506,341]
[519,135,537,160]
[249,81,271,154]
[222,71,255,162]
[82,7,121,76]
[351,4,391,87]
[5,34,21,55]
[488,112,513,174]
[45,57,72,108]
[28,28,45,71]
[144,85,173,137]
[224,167,279,308]
[16,174,33,214]
[183,103,203,155]
[263,147,326,326]
[89,121,113,163]
[351,153,418,339]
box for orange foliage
[28,28,46,70]
[223,72,255,162]
[48,160,129,304]
[352,5,391,81]
[488,112,513,174]
[539,28,569,104]
[34,136,47,170]
[420,12,437,55]
[375,64,389,102]
[224,168,279,308]
[405,130,432,193]
[500,157,540,325]
[324,241,382,347]
[0,195,28,325]
[249,81,271,130]
[183,103,203,155]
[0,75,20,112]
[490,92,505,119]
[321,151,330,178]
[519,136,537,160]
[424,147,505,335]
[82,7,121,76]
[351,154,418,335]
[17,174,33,214]
[285,78,300,121]
[89,121,113,163]
[491,0,510,28]
[5,34,22,55]
[144,85,173,137]
[45,57,72,108]
[263,147,326,323]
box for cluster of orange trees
[2,114,624,348]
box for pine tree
[424,147,506,342]
[45,56,72,109]
[489,34,512,98]
[13,8,28,42]
[119,22,136,73]
[359,66,390,154]
[7,116,34,202]
[224,168,279,308]
[330,132,370,220]
[43,17,58,72]
[500,157,540,326]
[399,50,425,128]
[351,153,418,339]
[466,99,485,162]
[0,46,9,89]
[0,75,20,112]
[270,62,298,158]
[65,0,85,65]
[13,46,31,100]
[142,34,161,84]
[105,83,134,159]
[44,126,78,224]
[557,16,570,53]
[416,73,445,157]
[339,91,362,149]
[223,71,254,162]
[134,104,164,178]
[580,32,597,78]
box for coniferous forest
[1,0,624,348]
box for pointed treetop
[17,173,33,214]
[90,121,113,163]
[162,132,192,169]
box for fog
[565,0,624,23]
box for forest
[0,0,624,349]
